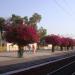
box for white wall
[7,43,18,51]
[6,43,37,51]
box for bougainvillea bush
[60,37,74,50]
[45,34,61,52]
[66,38,74,50]
[4,23,39,57]
[60,37,69,50]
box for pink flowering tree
[67,38,74,50]
[60,37,75,50]
[4,23,39,57]
[72,39,75,49]
[45,34,61,52]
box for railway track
[1,54,75,75]
[48,59,75,75]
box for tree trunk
[60,46,63,51]
[0,31,3,52]
[71,46,73,50]
[52,45,54,52]
[37,43,40,50]
[18,46,24,58]
[67,46,69,50]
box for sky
[0,0,75,38]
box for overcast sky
[0,0,75,38]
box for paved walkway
[0,50,75,67]
[0,50,75,74]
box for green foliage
[10,14,23,25]
[38,27,47,39]
[0,17,5,42]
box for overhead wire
[53,0,75,38]
[63,0,73,14]
[53,0,72,16]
